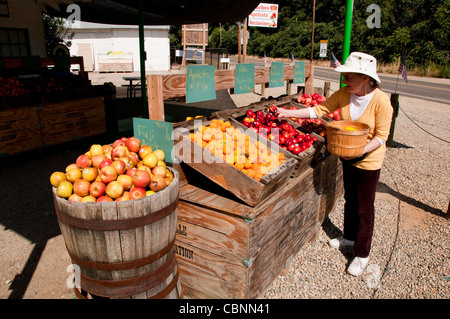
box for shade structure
[43,0,262,25]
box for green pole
[138,0,148,118]
[340,0,354,88]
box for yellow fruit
[344,126,357,131]
[50,171,67,188]
[57,181,73,198]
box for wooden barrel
[53,168,182,299]
[326,120,370,158]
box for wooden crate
[0,106,42,157]
[228,110,324,177]
[40,97,106,147]
[173,153,341,299]
[173,119,297,207]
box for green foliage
[42,13,74,56]
[197,1,450,73]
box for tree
[42,13,74,56]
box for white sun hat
[335,52,381,84]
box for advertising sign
[248,3,279,28]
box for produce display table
[173,151,343,299]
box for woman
[277,52,393,276]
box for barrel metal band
[79,251,178,298]
[55,198,178,231]
[67,237,175,271]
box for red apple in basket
[152,165,166,177]
[149,175,166,192]
[111,145,127,161]
[127,152,140,167]
[97,195,113,202]
[133,170,151,188]
[76,154,92,169]
[68,194,83,202]
[126,167,137,178]
[98,158,113,170]
[113,138,126,149]
[111,159,126,175]
[129,187,146,200]
[73,179,91,197]
[100,166,117,184]
[126,137,141,153]
[91,154,106,168]
[89,181,106,197]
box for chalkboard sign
[293,61,305,84]
[133,118,174,163]
[186,65,216,103]
[234,63,255,94]
[269,62,284,88]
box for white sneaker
[347,256,370,276]
[329,236,355,249]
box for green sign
[133,118,174,163]
[234,63,255,94]
[186,65,216,103]
[293,61,305,84]
[269,62,284,88]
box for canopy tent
[42,0,261,117]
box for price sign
[133,118,174,163]
[234,63,255,94]
[293,61,305,84]
[186,65,216,104]
[269,62,284,88]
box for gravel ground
[0,73,448,300]
[259,91,450,299]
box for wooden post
[237,23,242,63]
[305,63,314,94]
[324,81,331,98]
[243,18,248,63]
[387,93,399,147]
[147,75,164,121]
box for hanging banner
[248,3,279,28]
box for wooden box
[0,106,42,157]
[174,154,342,299]
[228,110,324,177]
[173,119,297,207]
[40,96,106,147]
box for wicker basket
[326,120,370,158]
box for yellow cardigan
[313,87,393,170]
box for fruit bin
[173,118,297,207]
[228,110,323,177]
[173,152,343,299]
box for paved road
[314,66,450,104]
[226,56,450,104]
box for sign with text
[186,65,216,103]
[133,118,174,163]
[269,62,284,88]
[234,63,255,94]
[320,40,328,58]
[293,61,305,84]
[248,3,278,28]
